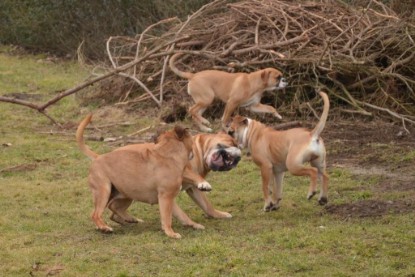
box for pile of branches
[97,0,414,126]
[3,0,413,127]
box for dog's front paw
[191,223,205,230]
[213,210,232,218]
[125,217,144,224]
[197,181,212,191]
[274,113,282,120]
[166,232,182,239]
[97,226,113,233]
[200,126,213,133]
[110,213,143,225]
[263,202,279,212]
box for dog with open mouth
[120,132,242,218]
[182,132,241,218]
[77,117,242,236]
[169,53,288,132]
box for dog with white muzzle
[169,53,288,132]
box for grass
[1,46,415,276]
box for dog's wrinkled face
[227,115,250,148]
[262,68,288,91]
[204,134,241,171]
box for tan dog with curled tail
[76,114,197,239]
[227,91,330,211]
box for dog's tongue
[211,152,224,166]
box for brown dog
[169,53,288,132]
[102,132,241,219]
[76,114,197,239]
[181,133,241,218]
[227,91,330,211]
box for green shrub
[0,0,211,59]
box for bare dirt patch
[322,119,415,219]
[325,199,414,218]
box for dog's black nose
[228,130,234,136]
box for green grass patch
[1,50,415,276]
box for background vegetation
[1,0,412,60]
[0,0,211,59]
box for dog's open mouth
[277,78,288,89]
[209,148,241,171]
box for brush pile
[94,0,415,126]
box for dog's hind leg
[188,85,215,132]
[311,158,329,205]
[172,201,204,230]
[189,103,212,132]
[108,196,143,224]
[88,174,113,233]
[286,156,319,203]
[286,151,320,201]
[272,169,285,209]
[221,101,239,130]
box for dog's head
[203,133,241,171]
[227,115,251,149]
[261,68,288,91]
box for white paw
[200,126,213,133]
[197,181,212,191]
[192,223,205,230]
[201,119,211,126]
[219,212,232,218]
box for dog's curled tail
[76,114,99,160]
[311,91,330,139]
[169,53,194,80]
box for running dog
[169,53,288,132]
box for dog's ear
[235,115,248,125]
[173,125,190,140]
[152,128,164,143]
[261,70,271,82]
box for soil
[322,120,415,219]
